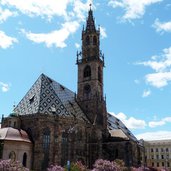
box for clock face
[84,84,91,94]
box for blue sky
[0,0,171,140]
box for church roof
[0,127,31,143]
[14,74,89,122]
[107,113,138,142]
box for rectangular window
[9,121,11,127]
[161,155,164,159]
[162,162,164,167]
[152,162,154,167]
[156,148,158,152]
[151,148,153,152]
[156,155,159,159]
[14,121,16,128]
[157,163,159,167]
[167,162,170,167]
[167,154,169,159]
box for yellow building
[145,139,171,170]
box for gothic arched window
[86,36,90,45]
[98,66,102,83]
[22,152,27,167]
[84,66,91,78]
[43,128,50,150]
[93,36,97,45]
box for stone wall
[2,114,102,170]
[3,140,32,169]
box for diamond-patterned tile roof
[14,74,89,122]
[107,113,137,141]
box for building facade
[145,139,171,170]
[1,8,143,171]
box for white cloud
[2,0,93,48]
[1,0,70,20]
[149,117,171,128]
[110,112,147,129]
[100,26,107,39]
[149,120,165,127]
[108,0,162,21]
[75,43,80,48]
[0,31,18,49]
[145,72,171,88]
[142,89,151,97]
[136,131,171,140]
[137,47,171,88]
[153,18,171,33]
[0,7,17,23]
[22,20,80,48]
[1,0,92,21]
[73,0,93,22]
[0,82,10,92]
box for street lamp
[65,125,78,171]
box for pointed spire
[86,4,96,32]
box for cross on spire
[89,3,92,10]
[86,3,95,32]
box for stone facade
[0,127,32,169]
[1,8,143,171]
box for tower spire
[77,8,107,128]
[86,4,96,32]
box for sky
[0,0,171,141]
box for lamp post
[66,124,78,171]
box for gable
[14,74,89,122]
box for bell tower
[76,6,107,128]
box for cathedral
[0,8,143,171]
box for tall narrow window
[22,152,27,167]
[86,36,90,45]
[167,162,170,167]
[61,132,68,166]
[84,84,91,95]
[98,66,102,83]
[84,84,91,99]
[43,128,50,151]
[93,36,97,45]
[84,66,91,78]
[115,149,118,158]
